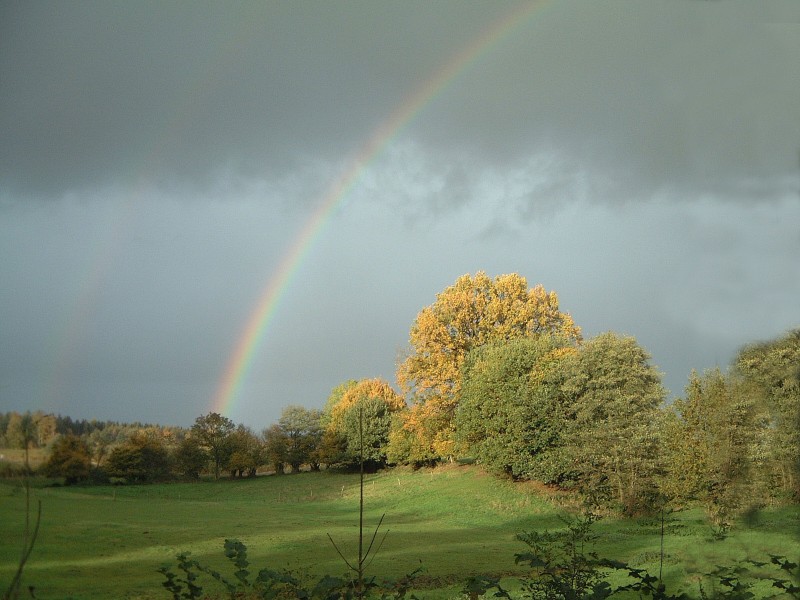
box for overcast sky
[2,0,799,428]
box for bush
[106,433,171,483]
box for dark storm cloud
[0,1,520,197]
[3,1,798,203]
[411,0,800,207]
[1,1,798,427]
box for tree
[32,412,57,447]
[173,435,209,479]
[225,425,265,478]
[262,424,288,475]
[733,329,800,499]
[278,406,323,472]
[85,426,121,468]
[325,378,406,469]
[456,335,577,482]
[191,412,235,479]
[320,380,358,428]
[660,369,755,528]
[561,332,665,514]
[395,272,581,461]
[42,435,92,484]
[106,431,171,483]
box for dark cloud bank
[1,1,798,426]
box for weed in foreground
[2,455,42,600]
[461,513,800,600]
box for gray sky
[2,0,799,428]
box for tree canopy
[278,406,323,472]
[561,332,666,513]
[106,431,171,483]
[733,329,800,498]
[661,369,755,526]
[42,435,92,484]
[395,272,581,462]
[191,412,235,480]
[456,335,577,481]
[324,378,406,469]
[397,271,581,401]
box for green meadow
[2,466,799,599]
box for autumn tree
[561,332,665,514]
[225,425,265,478]
[395,272,581,462]
[33,412,57,447]
[191,412,235,479]
[320,380,358,427]
[42,435,92,484]
[455,335,577,482]
[325,378,406,469]
[262,424,288,474]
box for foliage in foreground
[462,514,800,600]
[158,538,419,600]
[156,512,800,600]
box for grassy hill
[2,465,799,599]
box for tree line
[5,272,798,524]
[0,413,167,451]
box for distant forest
[0,412,171,444]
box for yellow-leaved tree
[392,271,581,464]
[321,378,406,469]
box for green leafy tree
[261,424,288,474]
[396,271,581,462]
[278,406,323,472]
[456,335,577,482]
[106,431,171,483]
[339,398,395,470]
[173,435,209,479]
[661,369,756,532]
[42,434,92,484]
[562,332,665,514]
[734,329,800,499]
[191,412,235,479]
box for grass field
[2,465,799,599]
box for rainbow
[210,1,550,418]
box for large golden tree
[393,271,581,462]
